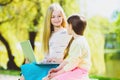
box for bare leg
[25,58,30,64]
[42,76,50,80]
[50,78,58,80]
[18,76,25,80]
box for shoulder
[75,36,87,43]
[72,36,87,47]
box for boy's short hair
[67,14,87,35]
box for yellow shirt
[63,36,91,72]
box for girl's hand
[47,58,55,63]
[48,68,57,74]
[47,58,63,63]
[49,69,65,79]
[48,72,57,79]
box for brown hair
[63,37,74,59]
[63,14,87,59]
[67,14,87,35]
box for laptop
[20,40,36,63]
[20,40,59,65]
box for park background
[0,0,120,80]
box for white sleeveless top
[49,28,72,59]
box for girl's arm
[56,60,67,70]
[48,61,68,79]
[48,60,68,74]
[49,68,65,79]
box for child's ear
[69,24,73,34]
[69,24,72,30]
[70,24,75,35]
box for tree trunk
[29,32,37,50]
[0,34,20,70]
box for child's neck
[54,26,63,32]
[72,31,82,38]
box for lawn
[0,69,20,76]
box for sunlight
[80,0,120,19]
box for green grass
[90,75,120,80]
[0,69,20,76]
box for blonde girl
[19,3,71,80]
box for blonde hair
[42,3,67,54]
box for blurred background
[0,0,120,80]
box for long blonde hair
[42,3,67,54]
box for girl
[43,14,91,80]
[19,3,71,80]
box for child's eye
[58,15,61,17]
[51,16,55,18]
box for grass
[90,75,120,80]
[0,69,20,76]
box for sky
[79,0,120,19]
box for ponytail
[63,37,74,59]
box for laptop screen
[20,40,36,63]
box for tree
[28,0,42,50]
[114,11,120,44]
[86,16,112,74]
[0,0,42,69]
[0,0,20,70]
[0,33,20,70]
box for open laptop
[20,40,59,65]
[20,40,36,63]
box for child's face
[51,10,63,27]
[67,24,72,35]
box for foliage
[85,15,113,74]
[60,0,80,17]
[0,0,80,69]
[113,12,120,43]
[0,0,119,78]
[0,42,8,69]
